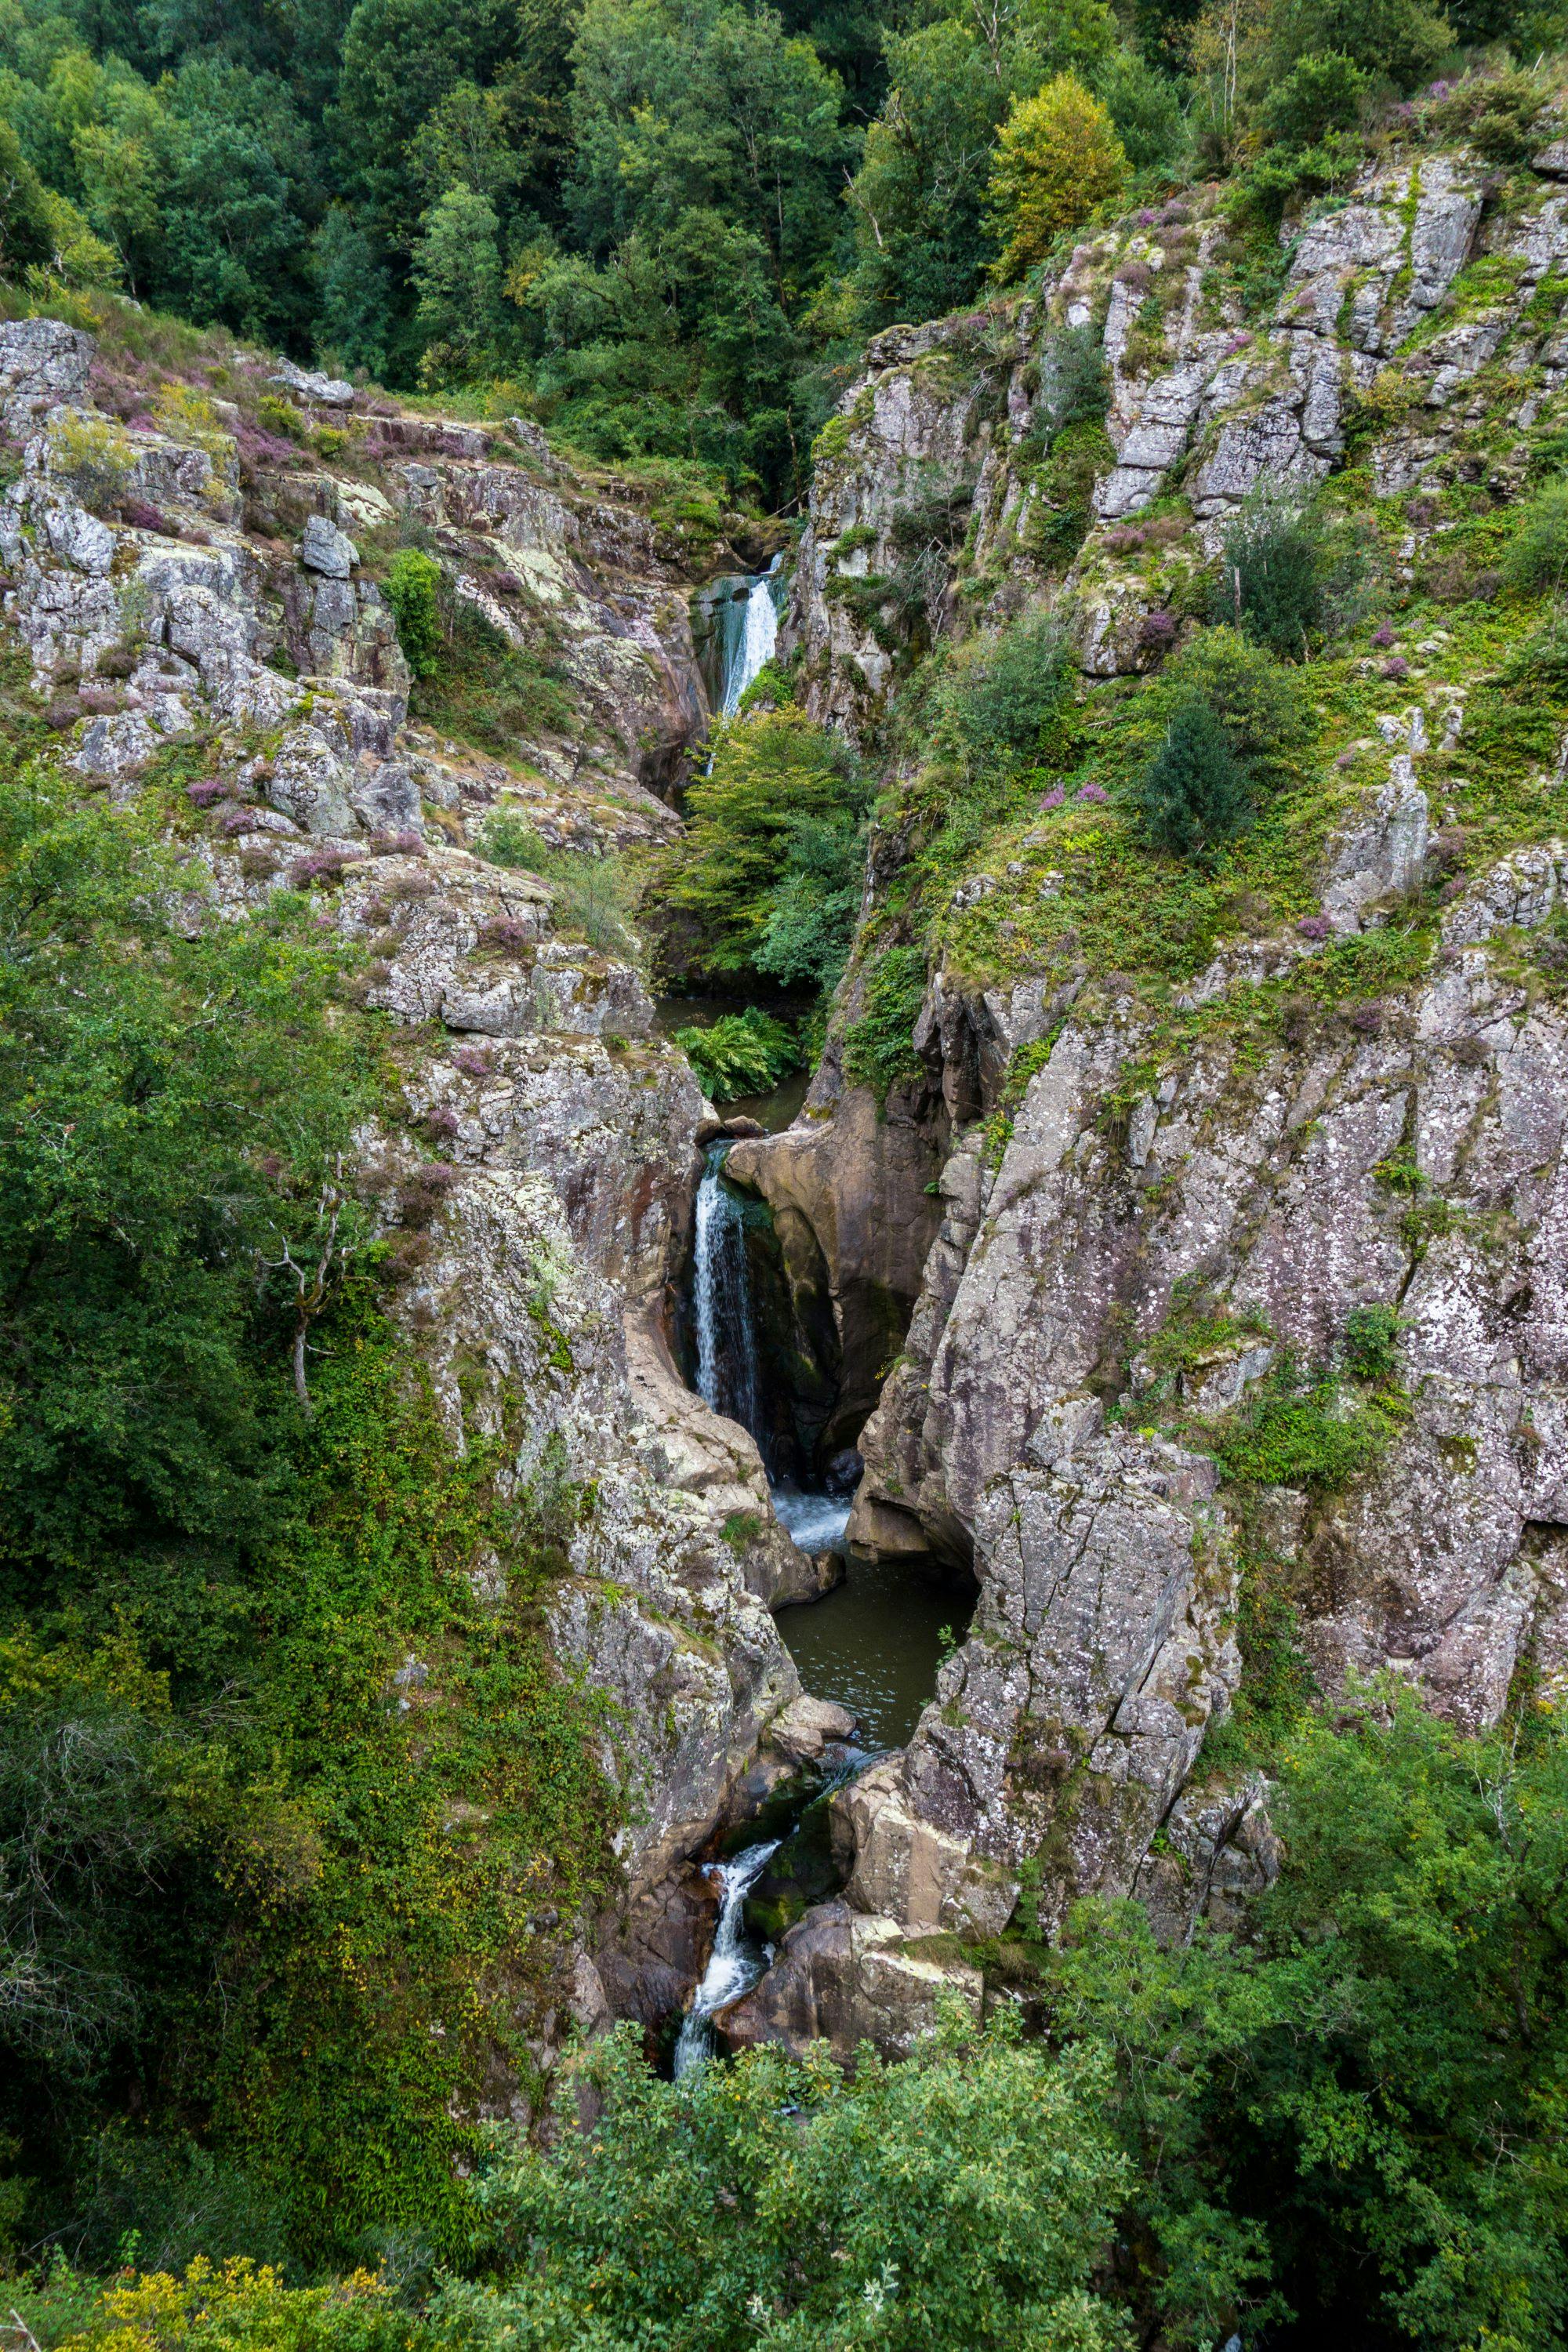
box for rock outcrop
[732,139,1568,2054]
[0,310,812,2086]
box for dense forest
[0,0,1546,496]
[5,0,1568,2343]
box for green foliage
[1210,483,1366,658]
[1264,0,1454,88]
[843,0,1137,328]
[0,763,371,1599]
[412,184,503,384]
[49,2256,423,2352]
[0,764,617,2262]
[1501,480,1568,601]
[1425,65,1550,162]
[673,1007,803,1099]
[1341,1301,1402,1382]
[437,2009,1134,2350]
[987,75,1127,286]
[647,706,866,990]
[383,548,442,679]
[1132,697,1254,857]
[1207,1354,1395,1489]
[1256,48,1369,146]
[1143,625,1312,780]
[476,811,633,954]
[945,609,1076,764]
[842,940,927,1102]
[406,578,572,754]
[1046,1692,1568,2349]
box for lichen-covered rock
[718,1897,982,2060]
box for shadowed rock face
[726,1083,942,1468]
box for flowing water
[715,561,781,718]
[672,1838,781,2075]
[692,1142,760,1434]
[686,1154,973,1754]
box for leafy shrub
[1133,698,1254,857]
[51,2256,419,2352]
[1341,1301,1402,1382]
[1048,1691,1568,2349]
[255,394,305,443]
[987,77,1127,285]
[1143,626,1312,782]
[477,813,633,956]
[437,2009,1132,2352]
[1210,483,1364,659]
[842,942,927,1102]
[673,1007,802,1100]
[1256,49,1370,145]
[383,550,442,681]
[47,412,136,516]
[944,609,1075,764]
[1426,67,1548,163]
[1034,324,1109,440]
[646,708,866,990]
[1501,481,1568,601]
[1094,50,1189,175]
[1208,1357,1392,1489]
[1265,0,1453,90]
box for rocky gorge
[9,111,1568,2109]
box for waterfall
[673,1838,779,2076]
[718,562,780,719]
[693,1142,761,1441]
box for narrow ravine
[671,1839,779,2077]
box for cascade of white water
[719,564,780,718]
[692,1143,760,1438]
[673,1838,780,2076]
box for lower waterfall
[671,1839,780,2077]
[691,1142,852,1552]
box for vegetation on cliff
[5,0,1568,2336]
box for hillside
[5,16,1568,2352]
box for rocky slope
[725,134,1568,2052]
[0,307,821,2071]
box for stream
[670,566,974,2071]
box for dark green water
[779,1553,977,1754]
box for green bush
[1143,625,1312,779]
[842,942,928,1102]
[1047,1690,1568,2349]
[1256,49,1370,145]
[45,2256,423,2352]
[1427,67,1549,163]
[673,1007,802,1100]
[477,812,633,956]
[1341,1301,1402,1382]
[1208,1358,1392,1489]
[1209,485,1364,659]
[1133,698,1254,857]
[436,2009,1132,2352]
[408,588,572,753]
[647,707,866,990]
[1265,0,1453,90]
[1501,481,1568,601]
[1035,323,1109,439]
[945,609,1075,764]
[383,550,442,680]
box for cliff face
[0,311,807,2067]
[728,140,1568,2049]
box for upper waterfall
[720,566,780,717]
